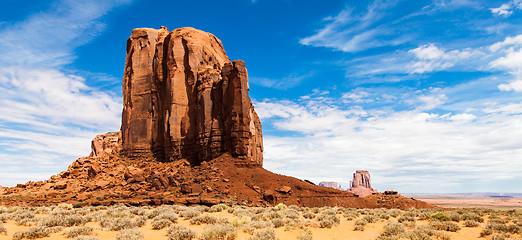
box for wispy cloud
[299,0,407,53]
[490,0,522,17]
[256,87,522,192]
[0,0,128,186]
[250,72,314,89]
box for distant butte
[348,170,379,197]
[0,27,433,209]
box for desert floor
[0,204,520,240]
[408,194,522,209]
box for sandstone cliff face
[348,170,379,197]
[121,27,263,167]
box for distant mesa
[318,181,343,190]
[0,27,433,209]
[347,170,379,197]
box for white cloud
[407,44,476,74]
[250,72,314,89]
[299,0,407,53]
[490,3,513,16]
[498,80,522,91]
[0,0,128,186]
[257,94,522,193]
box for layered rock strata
[121,27,263,167]
[318,181,343,190]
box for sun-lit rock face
[348,170,379,197]
[121,27,263,167]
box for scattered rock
[277,186,291,194]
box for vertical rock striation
[121,27,263,167]
[348,170,379,197]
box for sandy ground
[406,194,522,209]
[0,212,497,240]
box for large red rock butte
[121,27,263,167]
[0,27,434,209]
[348,170,379,197]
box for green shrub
[115,229,143,240]
[430,212,450,222]
[167,225,197,240]
[248,228,276,240]
[63,226,94,238]
[202,224,237,240]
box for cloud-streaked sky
[1,0,521,193]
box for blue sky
[1,0,521,193]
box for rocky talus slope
[0,27,433,209]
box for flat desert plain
[0,203,520,240]
[406,194,522,209]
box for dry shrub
[271,218,285,228]
[167,225,197,240]
[151,218,172,230]
[378,222,405,240]
[430,221,461,232]
[202,224,237,240]
[63,226,94,238]
[464,220,480,227]
[179,209,201,219]
[13,226,51,240]
[190,214,218,225]
[72,236,100,240]
[248,228,276,240]
[297,230,313,240]
[100,217,135,231]
[209,204,229,213]
[115,229,143,240]
[0,222,7,235]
